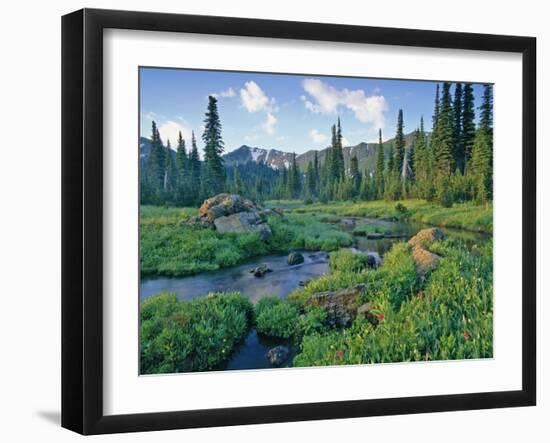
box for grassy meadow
[267,199,493,233]
[140,199,493,374]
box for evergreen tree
[387,143,395,174]
[306,161,317,198]
[313,151,320,193]
[470,128,492,203]
[202,96,226,196]
[329,124,339,182]
[453,83,464,173]
[375,128,385,198]
[336,117,345,179]
[175,131,188,204]
[189,131,201,203]
[164,139,177,195]
[288,152,301,198]
[433,82,454,176]
[394,109,405,176]
[432,84,440,132]
[233,166,244,195]
[461,83,476,174]
[146,120,166,200]
[349,154,361,195]
[479,84,494,141]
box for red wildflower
[335,349,344,359]
[417,289,423,298]
[376,313,385,321]
[463,331,470,340]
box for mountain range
[139,131,426,173]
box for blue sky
[140,67,485,155]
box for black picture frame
[62,8,536,435]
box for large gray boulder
[185,194,273,240]
[214,211,272,240]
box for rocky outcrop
[287,252,304,266]
[408,228,445,249]
[407,228,445,276]
[198,193,259,222]
[185,194,272,240]
[266,345,289,366]
[411,246,441,275]
[305,284,368,327]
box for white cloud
[211,87,236,98]
[262,112,278,135]
[309,129,328,144]
[302,78,388,128]
[157,120,192,149]
[240,81,275,113]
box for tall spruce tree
[146,120,166,198]
[175,131,188,204]
[432,84,440,132]
[461,83,476,174]
[189,131,201,203]
[434,82,454,176]
[479,84,494,144]
[387,143,395,174]
[289,152,301,198]
[233,166,244,195]
[306,161,317,198]
[202,96,225,196]
[394,109,405,176]
[349,154,361,195]
[470,128,492,203]
[164,139,177,195]
[336,118,345,179]
[375,128,385,198]
[453,83,464,172]
[313,151,320,192]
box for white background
[0,0,547,441]
[104,30,522,415]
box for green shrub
[329,249,371,273]
[140,292,253,374]
[268,214,352,252]
[255,297,299,339]
[297,306,329,336]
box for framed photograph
[62,8,536,435]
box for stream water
[140,215,488,371]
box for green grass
[254,297,300,339]
[140,206,352,277]
[140,292,253,374]
[268,214,353,252]
[276,199,492,233]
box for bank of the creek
[140,214,489,371]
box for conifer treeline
[140,83,493,207]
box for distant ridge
[139,131,428,173]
